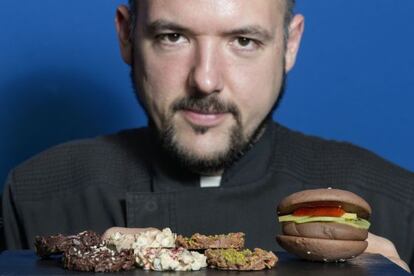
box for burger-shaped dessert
[276,188,371,262]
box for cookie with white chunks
[276,188,372,262]
[34,230,101,258]
[205,248,277,270]
[106,228,176,252]
[136,247,207,271]
[176,232,245,250]
[105,228,207,271]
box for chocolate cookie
[63,244,135,272]
[34,230,101,258]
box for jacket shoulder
[272,123,414,206]
[8,128,151,201]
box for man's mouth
[181,109,228,128]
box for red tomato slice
[293,207,345,217]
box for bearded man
[2,0,413,271]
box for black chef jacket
[2,121,414,269]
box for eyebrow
[223,26,274,42]
[144,19,274,42]
[144,20,190,36]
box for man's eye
[237,37,253,47]
[232,37,261,51]
[157,33,186,44]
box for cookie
[176,232,245,250]
[205,248,277,270]
[34,230,101,258]
[63,244,136,272]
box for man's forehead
[137,0,285,31]
[138,0,285,11]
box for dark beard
[130,65,286,175]
[157,94,257,175]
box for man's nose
[188,40,224,94]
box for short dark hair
[128,0,296,40]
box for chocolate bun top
[277,188,372,219]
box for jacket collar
[148,120,277,191]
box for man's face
[117,0,303,174]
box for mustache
[172,95,240,117]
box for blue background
[1,1,413,189]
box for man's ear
[115,5,133,65]
[284,14,305,72]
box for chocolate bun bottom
[282,222,368,241]
[277,235,368,262]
